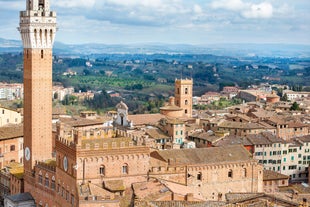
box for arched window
[185,88,188,94]
[41,50,44,58]
[45,174,49,187]
[122,163,128,174]
[51,176,55,190]
[185,100,188,105]
[99,165,105,176]
[228,169,233,178]
[50,29,53,43]
[39,29,43,45]
[38,171,43,184]
[185,109,188,114]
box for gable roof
[0,124,23,140]
[128,113,165,126]
[151,145,253,166]
[263,170,289,181]
[146,128,170,139]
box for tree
[281,93,288,102]
[62,95,78,105]
[290,102,300,111]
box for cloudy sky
[0,0,309,45]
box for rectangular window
[51,180,55,190]
[38,175,43,184]
[45,177,49,187]
[288,165,297,170]
[122,165,128,174]
[71,194,75,205]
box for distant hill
[0,37,309,58]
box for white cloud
[211,0,273,19]
[104,0,163,8]
[242,2,273,19]
[211,0,246,11]
[54,0,96,8]
[193,4,203,14]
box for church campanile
[18,0,56,191]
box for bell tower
[18,0,56,188]
[174,79,193,118]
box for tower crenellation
[19,0,56,49]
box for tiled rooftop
[151,145,253,166]
[263,170,289,181]
[0,124,23,140]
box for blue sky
[0,0,309,45]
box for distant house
[0,107,22,127]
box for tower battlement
[175,78,193,85]
[19,0,56,49]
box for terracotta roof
[263,170,289,181]
[246,133,280,145]
[128,113,165,126]
[214,132,285,147]
[149,201,225,207]
[214,135,253,146]
[0,124,23,140]
[250,110,276,118]
[132,179,172,201]
[296,135,310,143]
[287,122,308,128]
[151,145,253,166]
[226,193,298,206]
[146,128,170,140]
[160,105,183,111]
[266,116,287,125]
[190,131,223,143]
[218,120,272,129]
[104,180,125,192]
[59,116,105,127]
[226,114,252,121]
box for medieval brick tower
[18,0,56,191]
[174,79,193,118]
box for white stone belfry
[19,0,56,49]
